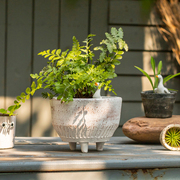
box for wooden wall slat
[90,0,108,96]
[110,25,169,51]
[0,0,5,109]
[6,0,32,136]
[60,0,89,51]
[32,0,59,137]
[107,76,180,101]
[120,102,144,125]
[90,0,108,45]
[116,51,179,75]
[109,0,162,25]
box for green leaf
[0,108,7,114]
[30,73,39,79]
[31,81,36,90]
[163,73,180,84]
[26,87,31,94]
[22,98,26,103]
[26,94,30,100]
[118,28,124,38]
[105,33,114,43]
[112,60,120,65]
[107,43,114,53]
[44,54,50,58]
[49,55,54,60]
[99,51,106,62]
[114,55,122,60]
[17,96,22,101]
[56,49,61,55]
[168,88,178,92]
[14,104,21,111]
[8,105,15,112]
[21,92,26,98]
[57,59,64,66]
[14,100,19,104]
[51,49,56,54]
[135,66,154,89]
[111,27,118,37]
[151,57,156,75]
[157,61,162,74]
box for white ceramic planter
[0,115,16,149]
[50,96,122,152]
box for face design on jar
[0,120,14,135]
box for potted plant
[135,57,180,118]
[0,113,16,149]
[0,27,128,152]
[0,82,38,149]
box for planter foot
[79,142,89,153]
[96,142,105,151]
[69,142,77,150]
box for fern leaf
[111,27,118,38]
[56,49,61,56]
[105,32,114,43]
[118,28,124,39]
[51,49,56,54]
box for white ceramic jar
[0,115,16,149]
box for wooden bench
[0,137,180,179]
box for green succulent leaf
[134,66,154,89]
[163,73,180,84]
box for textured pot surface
[141,90,177,118]
[50,97,122,143]
[0,116,16,149]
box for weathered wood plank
[90,0,108,96]
[0,0,5,109]
[110,25,169,51]
[90,0,108,46]
[107,76,180,101]
[6,0,32,136]
[60,0,89,51]
[120,102,144,125]
[109,0,162,25]
[32,0,59,137]
[116,51,178,75]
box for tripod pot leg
[96,142,105,151]
[79,142,89,153]
[69,142,77,150]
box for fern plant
[135,57,180,92]
[0,27,128,116]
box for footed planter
[141,90,177,118]
[50,97,122,153]
[0,115,16,149]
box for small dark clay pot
[141,90,177,118]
